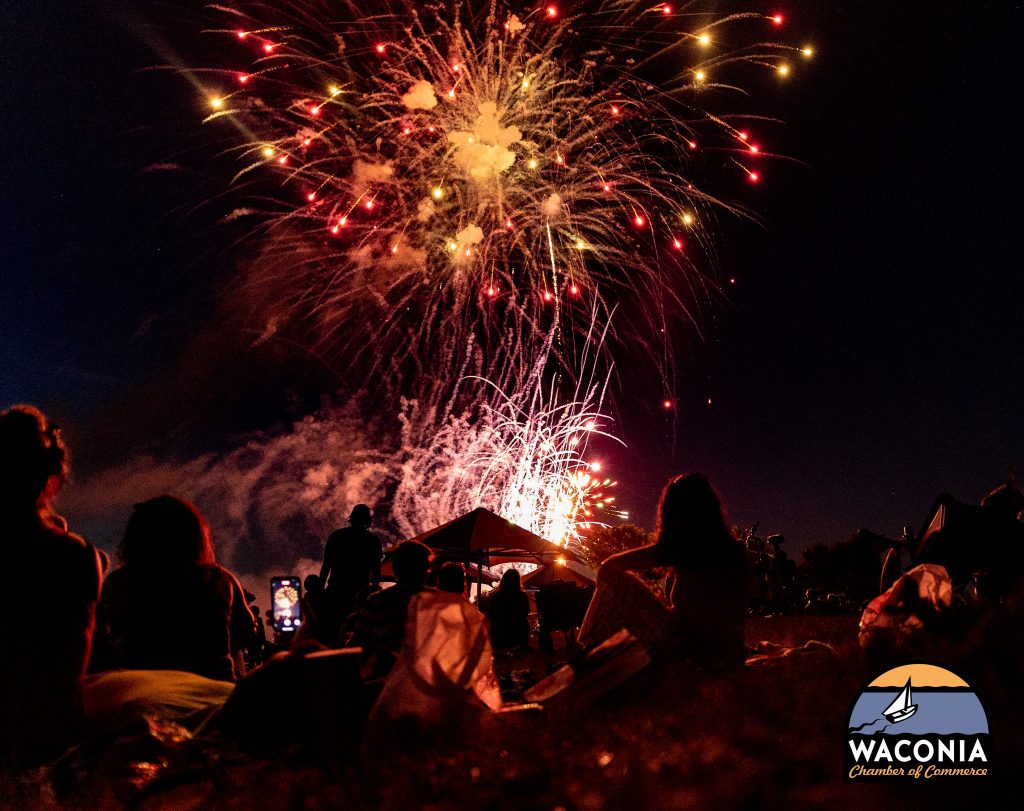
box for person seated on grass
[481,568,532,650]
[367,573,502,738]
[0,405,103,768]
[579,473,748,668]
[348,540,432,680]
[96,496,255,681]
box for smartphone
[270,576,303,633]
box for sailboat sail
[883,678,917,723]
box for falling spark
[185,1,809,399]
[390,326,626,548]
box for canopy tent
[913,492,1024,586]
[521,560,597,588]
[398,508,584,601]
[379,557,499,585]
[406,507,584,566]
[913,494,989,580]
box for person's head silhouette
[655,473,733,567]
[0,404,67,516]
[304,573,323,594]
[499,568,522,592]
[390,540,431,588]
[120,495,215,572]
[349,503,372,528]
[437,562,467,595]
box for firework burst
[168,1,812,544]
[391,317,624,549]
[194,0,810,388]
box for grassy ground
[5,613,1017,809]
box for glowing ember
[192,1,804,383]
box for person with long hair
[579,473,748,667]
[0,405,102,767]
[96,496,254,681]
[481,568,531,649]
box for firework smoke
[151,1,811,553]
[60,400,392,573]
[392,319,624,549]
[193,0,809,391]
[63,339,623,578]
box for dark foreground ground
[3,615,1019,809]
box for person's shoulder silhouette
[0,404,103,766]
[97,495,254,681]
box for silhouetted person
[482,569,531,649]
[349,540,431,679]
[367,580,502,735]
[0,405,103,767]
[915,481,1024,595]
[96,496,255,681]
[250,606,268,666]
[437,561,468,596]
[879,527,914,595]
[302,573,325,618]
[337,581,380,645]
[580,473,748,668]
[878,548,897,594]
[981,479,1024,520]
[294,573,334,646]
[320,504,383,637]
[535,579,593,651]
[979,479,1024,597]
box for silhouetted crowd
[3,402,1022,773]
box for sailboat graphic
[882,678,918,723]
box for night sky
[2,1,1022,557]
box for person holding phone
[96,496,255,681]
